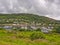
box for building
[3,26,12,30]
[41,26,52,33]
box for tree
[53,26,60,33]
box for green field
[0,30,60,45]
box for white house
[41,27,52,33]
[3,26,12,30]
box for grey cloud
[0,0,60,20]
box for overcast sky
[0,0,60,20]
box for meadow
[0,30,60,45]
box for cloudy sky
[0,0,60,20]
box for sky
[0,0,60,20]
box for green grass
[0,30,60,45]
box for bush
[56,26,60,33]
[30,32,45,40]
[53,26,60,33]
[35,28,41,31]
[0,28,5,30]
[19,29,26,31]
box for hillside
[0,13,59,24]
[0,14,60,45]
[0,13,60,32]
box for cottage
[41,27,52,33]
[20,26,28,29]
[3,26,12,30]
[20,24,28,29]
[30,25,39,30]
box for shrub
[19,29,26,31]
[56,26,60,33]
[0,28,5,30]
[35,28,41,31]
[30,32,45,40]
[53,26,60,33]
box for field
[0,30,60,45]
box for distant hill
[0,13,60,26]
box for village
[0,21,54,33]
[0,14,57,33]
